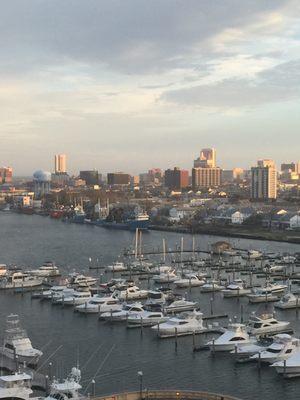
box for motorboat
[275,293,300,309]
[127,310,169,327]
[144,290,167,308]
[0,373,33,400]
[40,285,68,300]
[63,290,92,306]
[113,285,148,300]
[0,314,43,367]
[271,349,300,377]
[230,340,271,361]
[75,294,120,314]
[45,367,83,400]
[221,279,251,298]
[174,275,205,288]
[152,310,205,338]
[105,262,127,272]
[247,312,290,336]
[282,255,296,264]
[69,273,97,287]
[152,269,179,284]
[51,288,76,304]
[248,250,263,259]
[164,299,199,314]
[0,272,43,289]
[100,302,145,321]
[207,323,253,352]
[251,334,300,364]
[0,264,7,277]
[201,280,224,293]
[27,261,60,277]
[247,287,281,304]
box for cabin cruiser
[113,285,148,300]
[45,367,83,400]
[0,272,43,289]
[51,288,76,304]
[144,290,167,308]
[40,285,68,300]
[222,279,251,298]
[0,373,33,400]
[201,280,224,293]
[127,310,169,327]
[282,255,296,264]
[230,340,271,360]
[271,349,300,377]
[207,323,253,352]
[247,250,263,259]
[0,314,42,367]
[0,264,7,277]
[250,334,300,364]
[63,290,92,306]
[75,294,120,314]
[27,261,60,277]
[174,275,205,288]
[152,310,205,338]
[152,269,179,284]
[105,261,127,272]
[69,273,97,287]
[247,312,290,336]
[164,299,198,314]
[275,292,300,309]
[247,287,282,304]
[100,302,145,321]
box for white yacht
[247,313,290,336]
[100,302,144,321]
[201,281,224,293]
[230,341,269,360]
[145,291,167,307]
[0,272,43,289]
[207,323,253,352]
[69,273,97,287]
[152,268,179,284]
[113,285,148,300]
[51,288,76,304]
[251,334,300,364]
[0,314,43,366]
[63,291,92,306]
[282,255,296,264]
[174,275,205,288]
[152,310,205,338]
[0,373,33,400]
[164,299,199,314]
[222,279,251,298]
[275,293,300,309]
[248,250,263,259]
[75,294,120,314]
[247,287,281,304]
[127,311,169,326]
[0,264,7,277]
[105,262,127,272]
[41,285,68,300]
[45,367,84,400]
[271,349,300,377]
[27,261,60,277]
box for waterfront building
[79,170,99,185]
[107,172,131,185]
[194,148,216,168]
[33,170,51,198]
[251,159,277,200]
[164,167,189,190]
[51,172,69,187]
[192,167,221,188]
[0,167,13,184]
[54,154,66,173]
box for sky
[0,0,300,176]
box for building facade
[251,159,277,200]
[54,154,67,173]
[107,172,131,185]
[194,148,216,168]
[192,167,221,188]
[79,170,99,185]
[164,167,189,190]
[0,167,13,184]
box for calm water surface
[1,212,300,400]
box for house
[290,214,300,229]
[231,211,245,224]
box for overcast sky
[0,0,300,175]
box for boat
[100,302,145,321]
[250,334,300,364]
[152,269,179,284]
[40,285,68,300]
[207,323,253,352]
[113,285,148,300]
[221,279,251,298]
[63,291,92,306]
[69,273,98,287]
[95,211,150,231]
[75,294,120,314]
[105,262,127,272]
[282,255,296,264]
[151,310,205,338]
[271,349,300,377]
[247,312,290,336]
[230,339,271,361]
[0,272,43,289]
[201,280,224,293]
[174,275,205,288]
[0,314,43,366]
[0,264,7,277]
[45,367,84,400]
[144,290,167,308]
[247,284,286,303]
[0,373,34,400]
[51,288,76,304]
[27,261,60,277]
[164,299,198,314]
[127,310,169,327]
[275,293,300,309]
[247,250,263,259]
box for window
[253,323,262,328]
[229,337,246,341]
[285,349,292,354]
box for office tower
[164,167,189,190]
[55,154,67,173]
[0,167,13,184]
[107,172,131,185]
[194,148,216,168]
[251,159,277,200]
[192,167,221,188]
[79,170,99,185]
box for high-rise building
[251,159,277,200]
[164,167,189,190]
[192,167,221,188]
[0,167,13,184]
[55,154,67,173]
[107,172,131,185]
[194,148,216,168]
[79,170,99,185]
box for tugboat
[0,314,43,367]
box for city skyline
[0,1,300,174]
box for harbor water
[1,212,300,400]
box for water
[1,212,300,400]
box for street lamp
[137,371,143,400]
